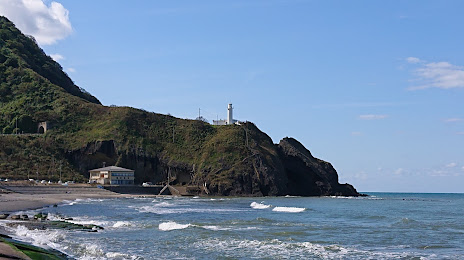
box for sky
[1,0,463,193]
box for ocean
[3,193,464,259]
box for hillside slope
[0,16,360,196]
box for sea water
[3,193,464,259]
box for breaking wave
[272,206,305,213]
[193,238,426,259]
[134,201,243,214]
[159,221,191,231]
[250,202,271,209]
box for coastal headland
[0,16,361,197]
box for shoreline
[0,191,127,213]
[0,183,144,213]
[0,184,133,259]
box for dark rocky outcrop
[278,137,360,196]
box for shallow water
[3,193,464,259]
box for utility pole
[15,117,18,134]
[242,123,249,148]
[59,161,62,183]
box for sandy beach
[0,182,134,213]
[0,190,123,213]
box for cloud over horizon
[358,114,388,120]
[444,118,463,123]
[407,57,464,90]
[0,0,72,45]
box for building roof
[89,166,134,172]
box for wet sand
[0,183,126,213]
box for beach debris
[0,213,9,219]
[10,215,20,220]
[20,214,29,220]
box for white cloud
[406,57,422,64]
[66,67,75,73]
[444,118,463,123]
[407,59,464,90]
[394,168,404,175]
[0,0,72,45]
[50,53,65,61]
[358,114,388,120]
[445,162,457,168]
[430,170,448,177]
[351,131,362,136]
[457,132,464,135]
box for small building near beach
[88,166,135,185]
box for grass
[0,16,293,195]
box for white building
[88,166,135,185]
[213,103,238,125]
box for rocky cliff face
[278,137,359,196]
[64,134,361,197]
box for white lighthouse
[212,103,238,125]
[227,103,233,125]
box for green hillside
[0,16,360,196]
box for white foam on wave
[159,221,191,231]
[193,238,423,259]
[66,216,138,229]
[65,217,110,227]
[60,198,107,207]
[250,202,271,209]
[6,224,67,252]
[112,221,134,228]
[158,222,255,232]
[201,225,232,231]
[61,199,78,206]
[136,203,242,214]
[1,221,140,259]
[73,242,142,260]
[151,201,173,206]
[326,195,383,200]
[105,252,141,259]
[272,206,305,213]
[284,195,301,198]
[72,243,106,260]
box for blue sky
[1,0,463,192]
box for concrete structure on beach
[88,166,135,185]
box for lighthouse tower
[212,103,238,125]
[227,103,233,124]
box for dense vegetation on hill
[0,16,360,196]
